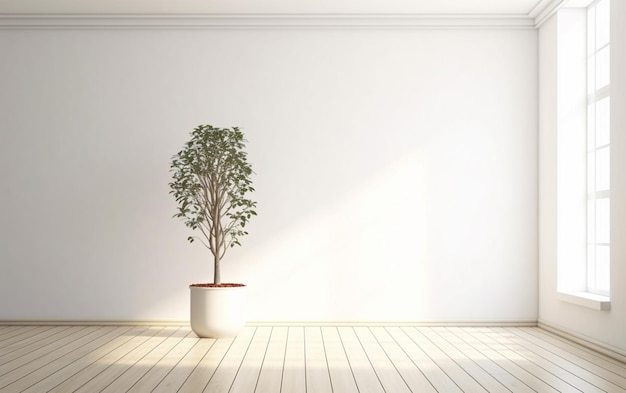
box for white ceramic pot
[189,285,247,338]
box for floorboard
[321,327,359,393]
[0,324,624,393]
[151,333,213,393]
[280,326,306,393]
[255,327,287,393]
[338,326,385,393]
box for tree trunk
[214,253,221,285]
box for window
[554,0,611,309]
[586,0,610,296]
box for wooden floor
[0,325,625,392]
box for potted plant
[169,124,257,338]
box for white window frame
[586,0,610,297]
[555,0,611,310]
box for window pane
[595,0,610,48]
[587,58,596,94]
[587,103,595,146]
[588,4,596,52]
[595,245,610,292]
[587,153,595,194]
[595,97,610,146]
[595,46,610,90]
[596,198,610,243]
[587,199,596,239]
[595,146,610,191]
[587,245,610,294]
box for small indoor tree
[169,125,256,285]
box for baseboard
[0,319,537,327]
[247,320,538,327]
[0,319,190,326]
[538,320,626,364]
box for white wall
[0,26,538,322]
[538,3,626,355]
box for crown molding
[0,13,537,29]
[533,0,568,27]
[528,0,556,18]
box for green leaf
[170,124,257,259]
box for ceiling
[0,0,555,17]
